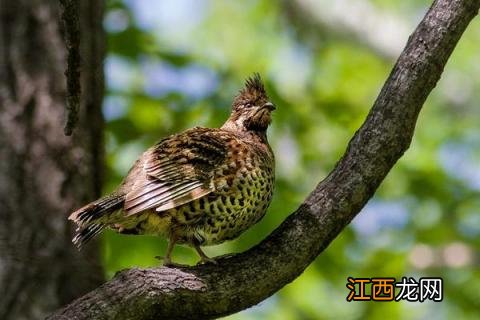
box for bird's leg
[163,236,177,266]
[155,234,187,267]
[194,244,217,265]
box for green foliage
[102,1,480,318]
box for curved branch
[48,0,480,319]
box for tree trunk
[0,1,105,319]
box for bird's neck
[221,119,268,144]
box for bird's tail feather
[69,193,124,249]
[72,223,106,248]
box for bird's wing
[123,128,229,216]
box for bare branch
[59,0,81,136]
[287,0,477,109]
[288,0,411,60]
[48,0,480,319]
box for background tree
[0,1,104,319]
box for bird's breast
[136,136,275,246]
[177,148,274,245]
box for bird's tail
[69,193,125,249]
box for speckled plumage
[69,73,275,265]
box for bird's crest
[238,73,266,100]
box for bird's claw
[196,257,218,265]
[155,256,189,268]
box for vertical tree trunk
[0,1,105,319]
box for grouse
[69,73,276,265]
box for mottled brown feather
[123,128,228,215]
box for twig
[59,0,81,136]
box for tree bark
[0,1,105,319]
[49,0,479,319]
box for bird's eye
[245,103,252,108]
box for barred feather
[68,193,124,225]
[69,193,124,248]
[72,223,105,248]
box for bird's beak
[263,102,276,111]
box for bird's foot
[193,244,218,265]
[196,256,218,266]
[154,256,189,268]
[212,252,237,261]
[196,253,237,265]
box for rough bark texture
[49,0,479,319]
[0,1,105,319]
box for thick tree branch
[48,0,480,319]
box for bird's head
[223,73,275,133]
